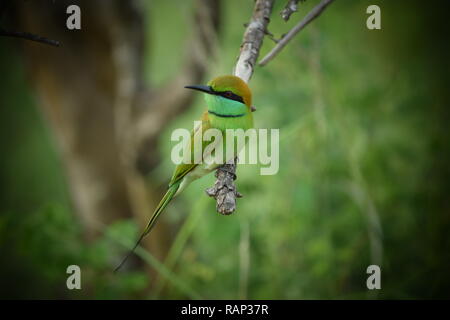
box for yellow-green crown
[208,75,252,107]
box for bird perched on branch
[115,75,255,271]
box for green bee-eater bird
[115,75,255,271]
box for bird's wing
[169,111,212,187]
[115,112,217,272]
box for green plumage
[115,75,254,271]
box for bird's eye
[224,91,233,97]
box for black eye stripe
[209,86,244,104]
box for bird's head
[184,75,255,112]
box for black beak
[184,85,215,94]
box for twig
[264,27,279,43]
[0,29,60,47]
[206,0,274,214]
[280,0,305,22]
[259,0,334,66]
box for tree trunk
[12,0,221,263]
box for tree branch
[0,29,60,47]
[259,0,334,66]
[280,0,305,22]
[233,0,275,82]
[206,158,242,215]
[206,0,275,214]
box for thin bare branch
[259,0,335,66]
[0,29,60,47]
[280,0,305,22]
[207,0,275,214]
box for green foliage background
[0,0,449,299]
